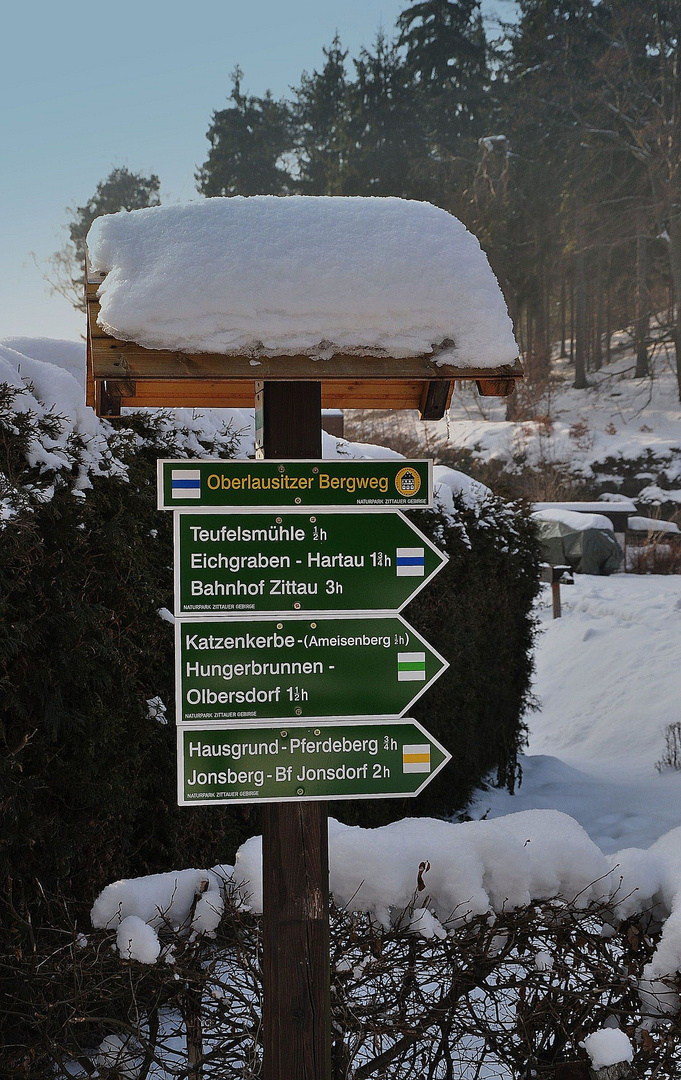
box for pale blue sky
[1,0,515,342]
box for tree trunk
[594,256,603,371]
[533,289,550,379]
[668,214,681,401]
[605,255,612,365]
[634,214,650,378]
[570,271,575,363]
[526,303,533,377]
[585,286,593,372]
[560,276,567,358]
[574,231,588,389]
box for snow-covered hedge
[0,338,542,1075]
[12,811,681,1079]
[0,340,539,897]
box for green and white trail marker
[174,509,448,615]
[175,614,448,723]
[177,718,451,805]
[158,458,432,509]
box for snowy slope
[350,333,681,507]
[469,574,681,853]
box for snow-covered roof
[628,515,680,534]
[86,196,518,366]
[532,508,615,532]
[533,499,637,515]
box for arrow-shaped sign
[177,718,451,805]
[174,510,447,615]
[175,614,448,723]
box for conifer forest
[194,0,681,399]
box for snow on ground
[1,336,87,387]
[469,573,681,853]
[451,341,681,493]
[86,197,518,366]
[350,334,681,505]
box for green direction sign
[177,718,451,805]
[175,615,448,723]
[174,510,447,615]
[158,458,432,509]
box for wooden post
[552,580,562,619]
[255,380,332,1080]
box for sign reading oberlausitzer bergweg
[157,459,432,509]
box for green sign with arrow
[174,510,447,615]
[175,614,448,723]
[177,718,451,805]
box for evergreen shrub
[0,383,539,905]
[333,496,540,828]
[0,397,251,909]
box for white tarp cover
[86,196,518,366]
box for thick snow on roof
[628,515,680,534]
[532,508,615,532]
[533,499,637,515]
[86,196,518,366]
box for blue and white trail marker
[171,469,202,499]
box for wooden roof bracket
[419,380,453,420]
[98,380,136,418]
[476,377,517,397]
[85,264,522,416]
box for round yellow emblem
[395,467,421,498]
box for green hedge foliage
[0,388,539,908]
[332,500,540,828]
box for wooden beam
[476,377,517,397]
[91,377,460,413]
[418,380,453,420]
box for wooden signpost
[90,220,522,1079]
[259,382,332,1080]
[155,389,451,1079]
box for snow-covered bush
[0,379,251,909]
[8,818,681,1080]
[1,340,540,1073]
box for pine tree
[294,36,351,194]
[482,0,614,386]
[397,0,488,156]
[342,32,427,197]
[50,167,161,312]
[196,67,294,198]
[587,0,681,396]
